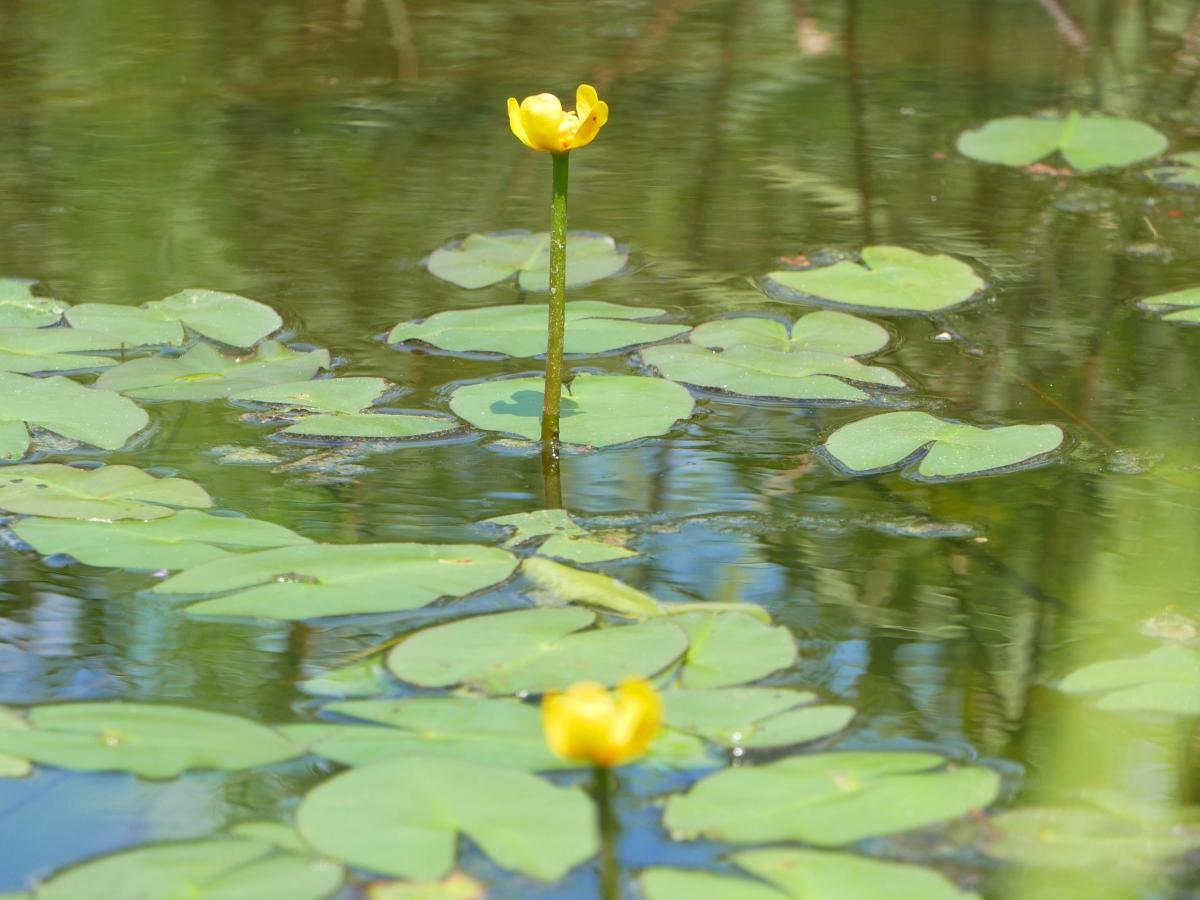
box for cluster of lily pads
[2,108,1199,897]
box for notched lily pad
[957,112,1168,173]
[1057,645,1200,714]
[1137,286,1200,324]
[425,231,627,291]
[0,327,124,374]
[449,374,695,448]
[483,508,637,563]
[0,463,212,520]
[66,289,282,348]
[389,301,685,358]
[673,612,797,688]
[1146,151,1200,192]
[663,688,853,749]
[0,373,149,461]
[822,411,1064,480]
[764,247,984,315]
[235,377,391,414]
[153,542,518,620]
[96,341,330,401]
[0,703,301,778]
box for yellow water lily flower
[508,84,609,153]
[541,678,661,767]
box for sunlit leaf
[449,374,695,447]
[693,310,891,355]
[154,543,518,620]
[1058,645,1200,714]
[0,373,148,461]
[665,752,1000,844]
[521,557,663,617]
[1137,286,1200,325]
[0,464,212,520]
[822,411,1064,480]
[66,289,282,348]
[367,872,486,900]
[425,231,627,291]
[673,612,797,688]
[663,688,853,748]
[957,112,1167,172]
[764,247,984,315]
[297,756,597,881]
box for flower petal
[575,83,599,120]
[568,99,609,150]
[519,93,565,152]
[507,97,535,149]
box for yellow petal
[519,93,566,152]
[575,83,599,121]
[542,682,618,764]
[568,99,609,150]
[507,97,535,150]
[609,678,661,764]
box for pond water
[1,0,1199,897]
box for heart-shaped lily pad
[0,279,67,328]
[763,247,984,315]
[1137,286,1200,324]
[153,543,518,620]
[663,688,854,749]
[691,310,891,356]
[674,612,797,688]
[1145,151,1200,191]
[0,464,212,520]
[957,112,1167,172]
[96,341,330,401]
[643,850,979,900]
[1057,645,1200,714]
[297,755,597,881]
[32,838,343,900]
[0,327,123,374]
[66,289,282,348]
[386,607,688,694]
[0,373,149,461]
[388,301,685,357]
[0,703,301,778]
[484,509,637,563]
[521,557,662,617]
[449,374,695,447]
[822,411,1065,480]
[664,752,1000,845]
[426,231,627,291]
[12,510,311,570]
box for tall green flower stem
[539,150,569,509]
[593,764,619,900]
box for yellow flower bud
[507,84,609,153]
[541,679,661,768]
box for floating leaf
[297,756,597,881]
[0,464,211,520]
[277,411,462,441]
[368,872,486,900]
[674,612,796,688]
[0,708,31,778]
[1137,286,1200,324]
[957,112,1167,172]
[449,374,695,447]
[521,557,662,617]
[33,838,342,900]
[425,231,627,291]
[389,301,684,358]
[12,510,311,571]
[0,373,148,461]
[154,543,518,620]
[1058,645,1200,714]
[96,341,329,401]
[0,703,301,778]
[663,688,853,748]
[664,752,1000,845]
[228,821,313,855]
[643,849,979,900]
[1145,151,1200,192]
[823,411,1064,479]
[387,607,688,693]
[66,289,282,348]
[484,509,636,562]
[0,280,67,328]
[0,327,123,374]
[764,247,984,315]
[234,377,391,414]
[691,311,891,356]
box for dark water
[1,0,1199,896]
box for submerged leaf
[1058,645,1200,714]
[66,289,282,348]
[0,464,211,520]
[957,113,1167,172]
[1137,286,1200,325]
[663,688,853,749]
[483,508,636,562]
[0,373,148,461]
[1145,151,1200,192]
[425,231,627,291]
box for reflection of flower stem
[593,764,619,900]
[541,152,570,449]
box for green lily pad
[368,873,486,900]
[643,849,979,900]
[764,247,984,315]
[228,821,313,855]
[386,607,688,693]
[389,301,685,357]
[957,112,1167,172]
[0,327,123,374]
[484,509,637,563]
[1137,286,1200,324]
[0,373,149,461]
[234,377,391,414]
[66,289,282,348]
[0,708,31,778]
[277,411,462,441]
[33,838,343,900]
[521,557,663,617]
[449,374,695,448]
[0,703,301,778]
[297,755,597,881]
[691,311,892,356]
[0,464,212,520]
[95,341,330,401]
[822,411,1064,480]
[0,280,67,328]
[12,510,311,570]
[1057,645,1200,714]
[663,688,853,748]
[674,612,797,688]
[664,752,1000,845]
[153,542,518,620]
[425,231,627,291]
[1145,151,1200,191]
